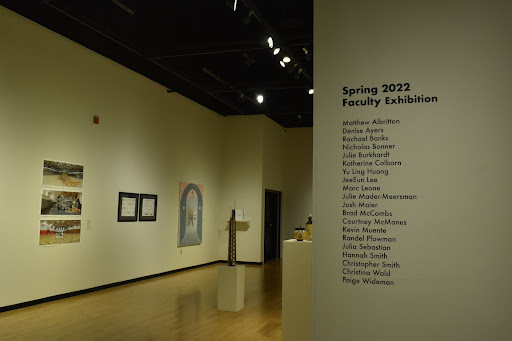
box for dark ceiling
[1,0,313,128]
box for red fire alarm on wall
[93,115,99,124]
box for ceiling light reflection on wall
[257,95,264,104]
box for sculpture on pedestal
[228,209,236,266]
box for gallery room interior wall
[0,6,313,308]
[0,5,225,307]
[283,128,313,241]
[313,1,512,340]
[218,117,312,262]
[218,115,265,263]
[262,118,287,259]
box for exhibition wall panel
[313,1,512,340]
[0,6,225,307]
[262,118,287,260]
[217,117,313,263]
[218,115,265,263]
[0,5,314,308]
[283,128,313,242]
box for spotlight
[112,0,135,15]
[280,61,286,67]
[291,65,301,80]
[267,37,274,48]
[308,88,314,95]
[257,94,264,104]
[242,10,255,24]
[303,47,312,62]
[273,48,280,55]
[282,56,291,63]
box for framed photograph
[39,219,81,246]
[139,194,157,221]
[118,192,139,222]
[41,190,82,216]
[42,160,84,189]
[178,181,203,247]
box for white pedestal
[282,239,312,341]
[217,264,245,312]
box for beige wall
[262,118,287,260]
[0,6,313,307]
[0,6,226,307]
[313,1,512,340]
[218,117,312,263]
[218,115,264,263]
[283,128,313,241]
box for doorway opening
[264,189,281,262]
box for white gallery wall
[313,1,512,340]
[0,6,313,308]
[218,117,312,262]
[283,128,313,241]
[218,115,265,263]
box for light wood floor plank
[0,260,282,341]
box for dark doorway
[264,190,281,262]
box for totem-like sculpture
[228,209,236,266]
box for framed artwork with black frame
[118,192,139,222]
[139,194,157,221]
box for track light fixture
[280,61,286,67]
[267,37,274,48]
[273,48,280,55]
[242,10,255,24]
[112,0,135,15]
[308,88,314,95]
[257,94,264,104]
[303,47,312,62]
[282,56,291,63]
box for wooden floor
[0,260,282,341]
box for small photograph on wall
[41,190,82,215]
[139,194,157,221]
[178,181,203,247]
[118,192,139,222]
[42,160,84,189]
[39,219,81,246]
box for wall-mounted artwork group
[39,160,84,246]
[178,181,203,247]
[117,192,158,222]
